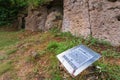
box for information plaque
[57,45,101,77]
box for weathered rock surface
[63,0,120,46]
[62,0,91,37]
[45,7,63,30]
[25,7,48,31]
[89,0,120,46]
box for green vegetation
[102,49,120,58]
[0,31,22,49]
[0,0,27,26]
[0,55,8,60]
[28,0,52,8]
[0,0,52,26]
[47,40,80,55]
[45,53,62,80]
[0,62,13,75]
[85,36,111,46]
[47,29,82,55]
[94,61,120,80]
[6,48,18,55]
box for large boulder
[89,0,120,46]
[62,0,91,37]
[63,0,120,46]
[25,7,48,31]
[45,7,63,30]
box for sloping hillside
[0,29,120,80]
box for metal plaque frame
[57,45,101,77]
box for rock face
[25,0,120,46]
[45,7,63,30]
[25,7,48,31]
[89,0,120,46]
[62,0,91,37]
[25,2,63,31]
[63,0,120,46]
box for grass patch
[0,31,23,49]
[0,55,8,60]
[0,62,13,75]
[47,31,82,55]
[47,40,81,55]
[50,54,62,80]
[102,49,120,58]
[85,36,111,46]
[94,61,120,80]
[6,48,17,55]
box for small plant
[47,41,59,50]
